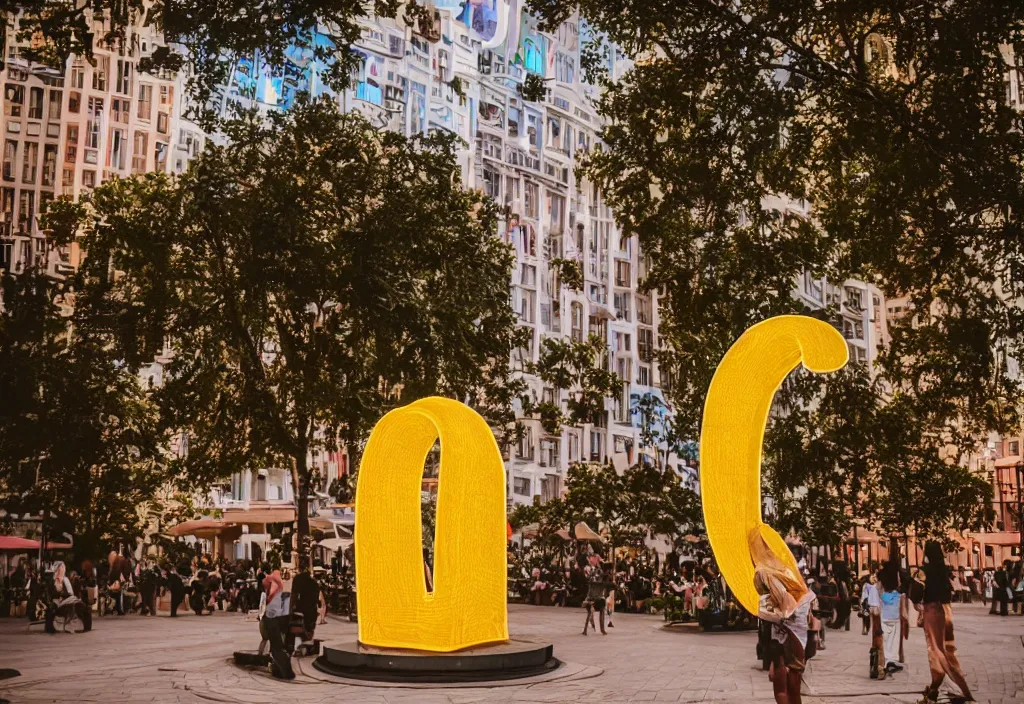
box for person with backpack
[878,562,904,676]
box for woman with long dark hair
[911,541,974,703]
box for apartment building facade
[0,10,205,278]
[195,2,677,507]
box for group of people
[981,559,1024,616]
[754,537,975,704]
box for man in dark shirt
[287,558,321,652]
[994,561,1010,617]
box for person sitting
[529,567,549,605]
[44,562,91,633]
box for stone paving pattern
[1,602,1020,703]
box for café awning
[317,537,353,552]
[995,455,1023,468]
[0,536,73,551]
[220,507,296,525]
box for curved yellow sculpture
[700,315,848,615]
[355,396,508,652]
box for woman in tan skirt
[911,541,974,703]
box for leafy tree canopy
[65,96,524,553]
[527,0,1024,543]
[0,269,170,560]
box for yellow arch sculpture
[355,396,508,652]
[700,315,848,615]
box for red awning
[0,536,73,551]
[994,455,1022,468]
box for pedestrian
[994,561,1010,617]
[878,563,903,676]
[260,564,294,679]
[581,554,609,636]
[911,541,974,703]
[751,529,813,704]
[982,568,994,608]
[288,557,321,652]
[863,570,884,679]
[107,551,132,616]
[165,562,186,618]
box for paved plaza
[0,602,1019,704]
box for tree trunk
[292,451,310,562]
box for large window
[86,98,103,149]
[21,142,38,183]
[41,144,57,186]
[2,140,15,181]
[137,84,152,121]
[28,87,43,119]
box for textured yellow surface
[355,397,509,652]
[700,316,848,615]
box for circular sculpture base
[312,640,558,683]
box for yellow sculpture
[700,315,848,615]
[355,396,509,652]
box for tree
[69,97,524,557]
[0,268,169,560]
[521,335,621,434]
[530,0,1023,541]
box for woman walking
[751,529,814,704]
[582,554,609,635]
[911,541,974,703]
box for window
[548,193,564,235]
[637,365,650,386]
[154,142,167,171]
[86,98,103,149]
[70,63,85,89]
[28,87,43,119]
[555,52,575,84]
[18,190,34,231]
[570,301,583,342]
[4,84,23,117]
[115,59,132,94]
[2,140,15,181]
[615,259,631,287]
[62,168,73,188]
[92,56,108,91]
[41,144,57,186]
[112,98,129,124]
[527,113,541,149]
[132,132,147,173]
[81,169,95,188]
[638,327,654,362]
[482,168,500,199]
[137,84,153,121]
[47,90,61,120]
[108,128,126,170]
[589,430,604,461]
[65,125,79,162]
[1010,440,1020,456]
[68,91,80,113]
[524,182,539,218]
[524,38,543,74]
[520,263,536,287]
[513,477,531,496]
[21,142,38,183]
[516,426,535,460]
